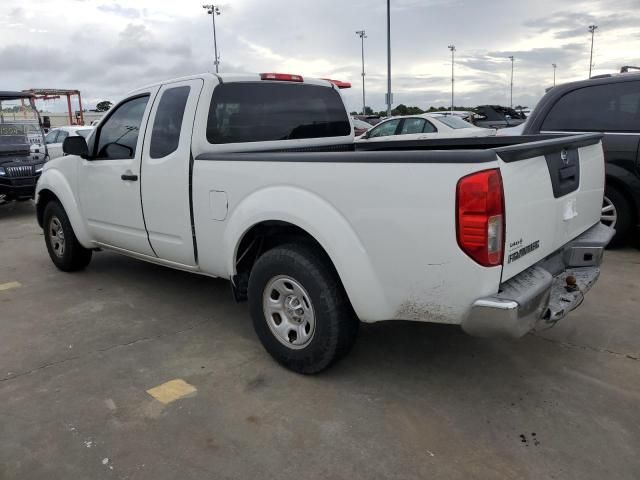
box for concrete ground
[1,200,639,480]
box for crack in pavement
[0,319,211,383]
[534,334,639,361]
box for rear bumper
[462,223,614,338]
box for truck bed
[192,132,604,323]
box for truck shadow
[87,251,543,392]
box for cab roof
[130,72,340,94]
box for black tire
[603,186,633,248]
[248,243,358,374]
[43,201,92,271]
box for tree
[96,101,113,112]
[392,104,409,116]
[391,104,425,116]
[363,106,374,115]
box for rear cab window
[206,82,350,144]
[150,86,191,158]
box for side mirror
[63,136,89,157]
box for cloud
[1,0,639,112]
[98,3,141,19]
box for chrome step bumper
[462,223,614,338]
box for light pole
[588,24,598,78]
[552,63,557,86]
[203,4,221,73]
[356,30,367,115]
[448,45,456,113]
[508,55,514,108]
[386,0,392,117]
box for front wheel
[248,244,358,374]
[43,201,92,271]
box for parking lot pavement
[1,201,639,480]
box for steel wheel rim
[49,216,66,258]
[601,195,617,228]
[262,275,316,350]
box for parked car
[351,117,373,136]
[504,70,640,245]
[0,91,47,202]
[36,72,611,373]
[474,105,527,129]
[356,113,495,142]
[44,126,94,160]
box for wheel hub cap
[49,216,66,258]
[601,195,617,229]
[263,275,315,349]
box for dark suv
[0,91,47,202]
[521,71,640,245]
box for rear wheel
[602,186,632,247]
[248,244,358,374]
[43,201,92,271]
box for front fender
[224,186,393,321]
[36,167,92,247]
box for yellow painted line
[0,281,21,292]
[146,379,197,404]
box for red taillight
[260,73,303,82]
[456,169,505,267]
[321,78,352,89]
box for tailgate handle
[559,165,577,182]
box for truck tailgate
[496,133,605,281]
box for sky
[2,0,639,113]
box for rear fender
[224,186,393,321]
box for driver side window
[95,95,149,160]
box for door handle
[121,173,138,181]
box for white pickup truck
[36,72,613,373]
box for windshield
[0,97,44,154]
[436,115,474,129]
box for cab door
[78,89,159,255]
[140,78,204,266]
